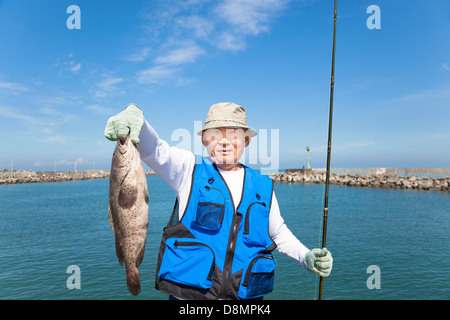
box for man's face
[202,127,250,171]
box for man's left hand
[304,248,333,277]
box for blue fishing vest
[155,156,277,300]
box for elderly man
[104,102,332,300]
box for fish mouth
[117,136,131,154]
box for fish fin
[109,204,124,265]
[126,268,141,296]
[144,182,149,205]
[108,204,115,232]
[135,241,146,268]
[118,185,138,209]
[115,237,124,266]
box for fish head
[112,135,136,167]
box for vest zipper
[221,212,242,299]
[204,185,225,199]
[213,166,246,299]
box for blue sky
[1,0,449,172]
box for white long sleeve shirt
[137,120,310,266]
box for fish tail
[126,267,141,296]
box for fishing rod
[318,0,337,300]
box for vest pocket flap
[239,255,277,299]
[158,238,215,289]
[243,202,269,246]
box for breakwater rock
[0,169,156,185]
[269,171,450,192]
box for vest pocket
[192,186,226,231]
[238,255,277,299]
[243,202,269,246]
[158,238,215,289]
[192,202,225,231]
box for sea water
[0,176,448,300]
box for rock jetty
[269,171,450,192]
[0,169,155,185]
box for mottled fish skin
[108,135,149,296]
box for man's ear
[245,135,251,147]
[201,131,208,147]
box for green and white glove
[104,104,144,144]
[304,248,333,277]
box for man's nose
[218,137,231,147]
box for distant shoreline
[0,169,155,185]
[1,168,449,192]
[269,169,450,192]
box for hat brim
[197,124,257,137]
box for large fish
[108,135,149,296]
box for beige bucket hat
[197,102,257,137]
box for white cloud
[333,140,379,151]
[33,158,88,167]
[404,132,449,142]
[137,43,205,84]
[54,54,82,75]
[391,85,450,102]
[85,105,114,116]
[40,128,53,134]
[136,0,292,84]
[74,157,88,165]
[0,105,77,128]
[155,44,205,65]
[125,48,151,62]
[175,15,214,40]
[0,106,54,126]
[41,135,68,144]
[96,76,124,98]
[70,63,81,73]
[137,65,180,84]
[215,32,246,51]
[291,140,379,155]
[216,0,290,36]
[442,63,450,72]
[0,79,30,94]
